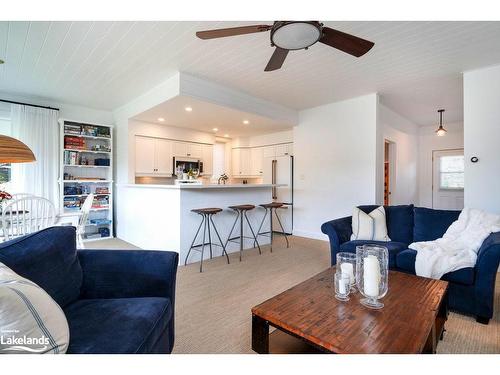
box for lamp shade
[0,135,36,163]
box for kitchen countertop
[121,183,286,189]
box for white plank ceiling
[1,21,500,125]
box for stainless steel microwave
[173,157,204,176]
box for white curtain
[10,104,59,205]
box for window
[439,155,464,190]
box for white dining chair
[10,193,35,200]
[1,196,56,241]
[76,193,94,249]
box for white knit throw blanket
[409,208,500,279]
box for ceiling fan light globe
[271,22,322,51]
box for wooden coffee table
[251,268,448,354]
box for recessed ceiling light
[157,117,165,122]
[243,120,250,124]
[212,128,218,132]
[185,106,193,112]
[224,134,229,138]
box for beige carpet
[88,236,500,354]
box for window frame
[438,154,465,191]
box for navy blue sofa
[0,226,178,353]
[321,205,500,324]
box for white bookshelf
[58,119,114,242]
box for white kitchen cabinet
[155,138,173,175]
[232,148,252,176]
[135,136,173,176]
[240,148,251,176]
[172,142,187,157]
[202,144,213,176]
[251,147,264,176]
[262,145,276,158]
[135,136,156,175]
[275,143,293,156]
[173,141,203,158]
[232,148,241,176]
[187,143,203,158]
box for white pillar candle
[338,277,347,295]
[340,262,355,285]
[363,255,381,297]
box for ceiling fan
[196,21,375,72]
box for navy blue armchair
[0,226,178,353]
[321,205,500,324]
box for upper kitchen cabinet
[275,143,293,157]
[135,136,173,176]
[187,143,203,159]
[155,138,173,175]
[202,144,214,176]
[262,145,276,158]
[251,147,264,176]
[173,141,203,159]
[232,148,252,177]
[261,143,293,159]
[135,136,156,175]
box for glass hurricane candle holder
[334,271,351,301]
[355,245,389,309]
[336,252,357,292]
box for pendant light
[0,135,36,163]
[435,109,447,137]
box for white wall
[293,94,378,240]
[231,130,294,148]
[417,122,464,208]
[378,104,419,205]
[464,65,500,214]
[0,91,113,124]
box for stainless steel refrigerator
[263,154,293,234]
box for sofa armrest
[321,216,352,265]
[77,250,178,302]
[474,231,500,319]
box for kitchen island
[116,183,285,265]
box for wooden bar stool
[225,204,261,261]
[184,207,229,272]
[255,202,290,252]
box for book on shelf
[64,150,80,165]
[64,136,86,150]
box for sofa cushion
[413,207,460,242]
[396,249,475,285]
[0,262,70,354]
[0,227,82,307]
[359,205,414,244]
[64,297,172,354]
[339,240,408,269]
[351,206,390,241]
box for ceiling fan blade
[319,27,374,57]
[196,25,272,39]
[264,48,289,72]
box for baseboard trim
[292,229,328,241]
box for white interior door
[432,149,465,210]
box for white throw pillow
[351,206,391,242]
[0,262,69,354]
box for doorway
[432,149,464,210]
[383,140,395,205]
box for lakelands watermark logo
[1,329,49,353]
